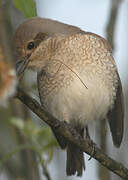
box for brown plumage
[13,17,124,176]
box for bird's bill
[16,57,29,78]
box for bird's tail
[66,143,85,176]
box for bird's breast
[38,64,118,126]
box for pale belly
[42,74,115,126]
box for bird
[13,17,124,177]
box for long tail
[66,143,85,176]
[52,126,86,176]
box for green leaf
[13,0,37,18]
[10,117,25,129]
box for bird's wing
[37,70,67,149]
[85,32,124,147]
[107,72,124,147]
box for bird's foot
[88,141,95,161]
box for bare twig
[40,158,51,180]
[16,88,128,180]
[0,0,14,64]
[106,0,123,49]
[98,1,123,179]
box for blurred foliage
[13,0,37,18]
[0,117,58,173]
[0,0,58,179]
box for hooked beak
[16,56,30,79]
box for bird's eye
[27,41,35,50]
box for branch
[106,0,123,49]
[99,1,123,179]
[0,0,14,64]
[16,88,128,180]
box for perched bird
[14,17,124,177]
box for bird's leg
[85,126,95,161]
[85,126,91,140]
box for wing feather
[107,72,124,147]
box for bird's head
[14,31,51,78]
[13,19,58,78]
[13,17,82,78]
